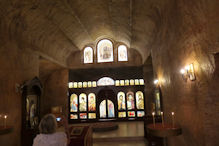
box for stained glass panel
[70,114,78,119]
[92,81,97,87]
[78,82,82,88]
[117,92,126,110]
[120,80,125,86]
[70,94,78,112]
[79,93,87,111]
[130,79,134,85]
[68,82,73,88]
[88,81,92,87]
[80,113,87,119]
[84,47,93,64]
[118,45,128,61]
[100,100,106,118]
[107,100,115,118]
[125,80,129,86]
[115,80,120,86]
[88,93,96,111]
[88,113,96,119]
[83,82,87,88]
[128,111,135,117]
[118,112,126,118]
[97,77,114,86]
[73,82,78,88]
[137,111,145,117]
[139,79,144,85]
[136,91,144,109]
[135,79,139,85]
[126,92,135,110]
[97,39,113,63]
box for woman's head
[39,114,57,134]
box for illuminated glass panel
[83,82,87,88]
[78,82,82,88]
[136,91,144,109]
[70,94,78,112]
[73,82,78,88]
[128,111,135,117]
[125,80,129,86]
[107,100,115,118]
[68,82,73,88]
[88,113,96,119]
[84,47,93,64]
[88,93,96,111]
[97,77,114,86]
[117,92,126,110]
[130,79,134,85]
[118,112,126,118]
[126,92,135,110]
[92,81,97,87]
[135,79,139,85]
[120,80,125,86]
[97,39,113,63]
[79,93,87,111]
[80,113,87,119]
[137,111,145,117]
[70,114,78,119]
[100,100,106,118]
[115,80,120,86]
[118,45,128,61]
[139,79,144,85]
[88,81,92,87]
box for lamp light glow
[154,79,159,85]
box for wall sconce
[180,63,196,81]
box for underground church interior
[0,0,218,146]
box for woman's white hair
[39,114,57,134]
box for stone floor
[93,121,148,146]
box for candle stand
[146,123,182,146]
[0,126,13,135]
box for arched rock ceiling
[0,0,160,67]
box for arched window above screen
[97,39,113,63]
[84,47,93,63]
[97,77,115,86]
[118,45,128,61]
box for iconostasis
[68,67,146,123]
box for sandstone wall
[0,41,39,146]
[40,69,69,117]
[150,0,219,146]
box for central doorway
[97,87,116,119]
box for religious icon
[26,95,38,129]
[128,111,135,117]
[70,94,78,112]
[88,93,96,111]
[137,111,145,117]
[117,92,126,110]
[100,100,106,118]
[80,113,87,119]
[70,114,78,119]
[126,92,135,110]
[79,93,87,111]
[136,91,144,109]
[88,113,96,119]
[118,112,126,118]
[97,39,113,63]
[118,45,128,61]
[84,47,93,63]
[107,100,115,118]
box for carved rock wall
[150,0,219,146]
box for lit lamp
[152,112,155,127]
[4,115,7,128]
[160,112,164,127]
[154,79,159,85]
[171,112,175,128]
[180,63,196,81]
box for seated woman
[33,114,70,146]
